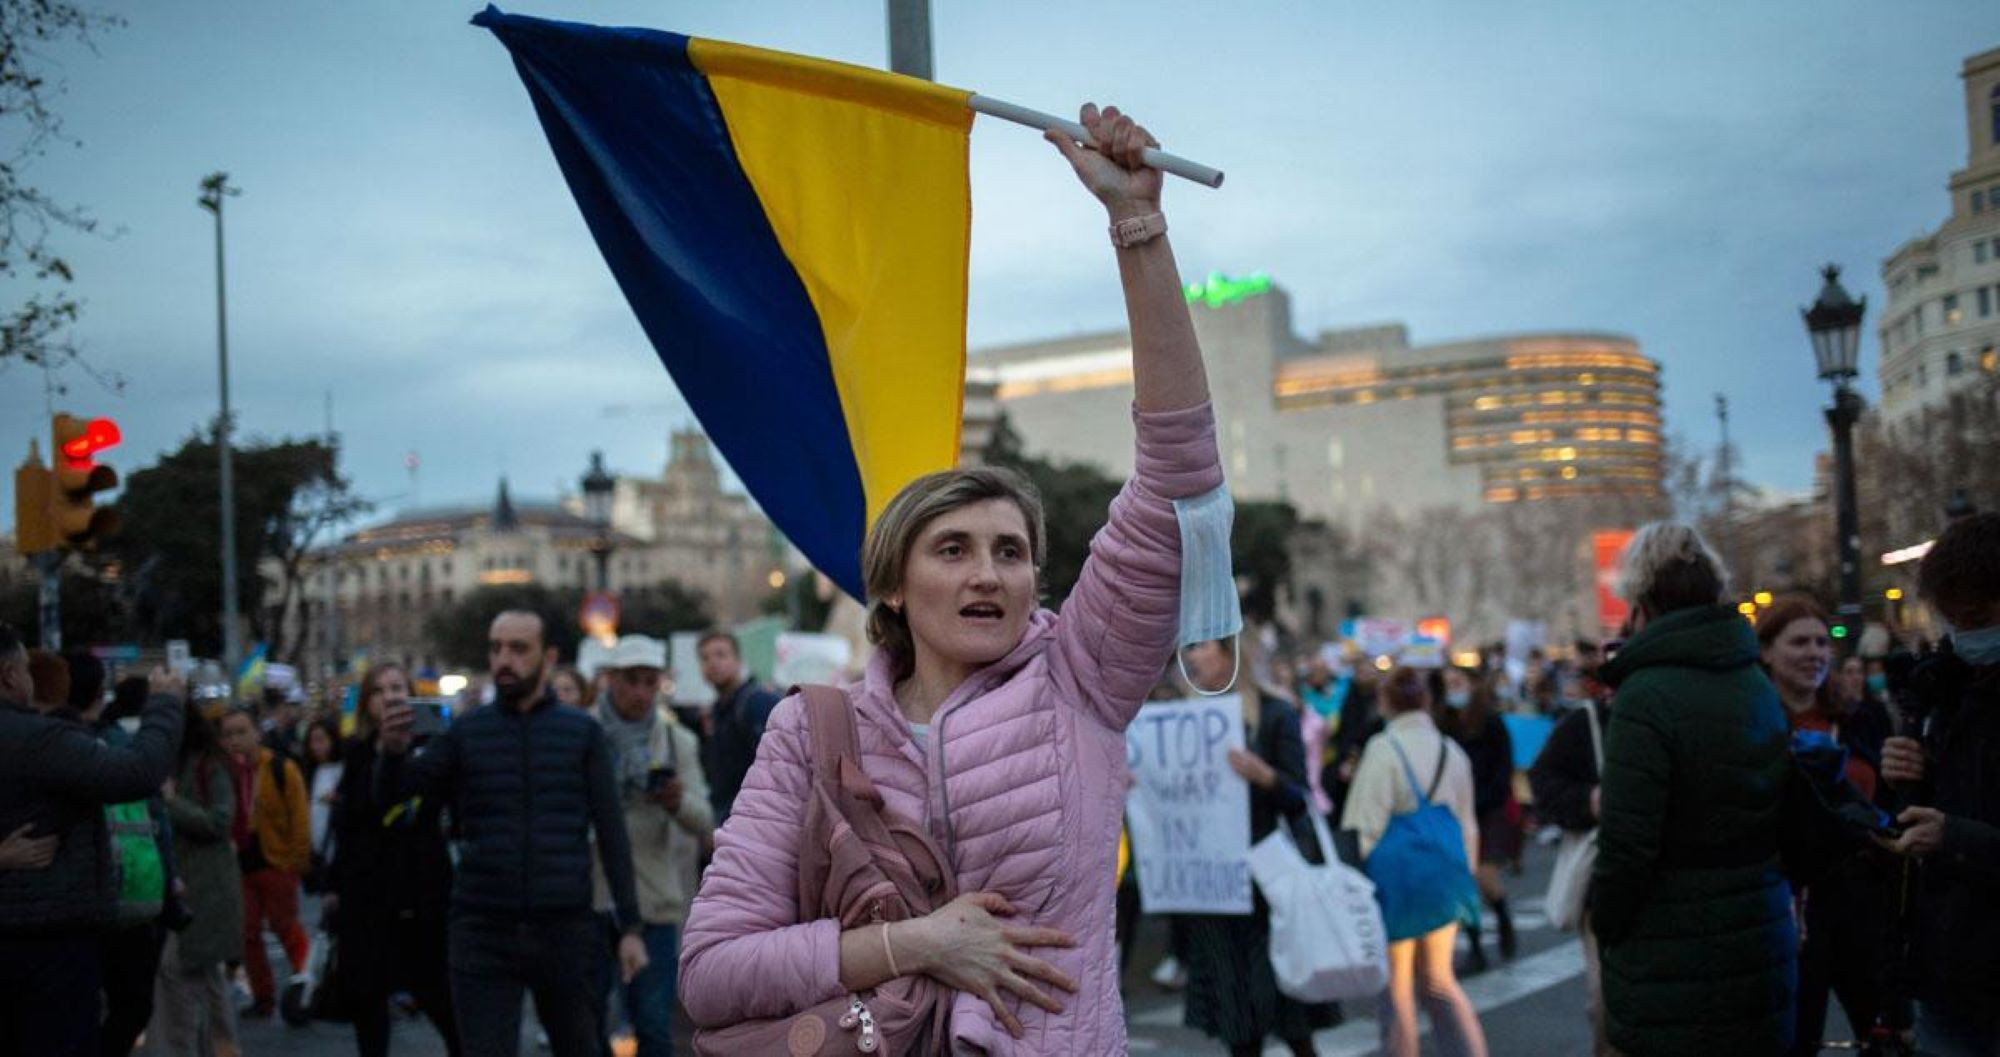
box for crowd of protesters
[4,101,1997,1057]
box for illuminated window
[1945,294,1963,326]
[1473,395,1502,410]
[1485,486,1519,503]
[1983,347,1998,372]
[1561,466,1579,480]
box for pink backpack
[694,685,957,1056]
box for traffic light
[49,413,121,548]
[13,441,56,556]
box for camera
[646,766,677,793]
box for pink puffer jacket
[680,402,1221,1055]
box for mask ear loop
[1177,634,1243,697]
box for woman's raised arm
[1046,104,1210,413]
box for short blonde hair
[862,467,1046,679]
[1616,521,1729,616]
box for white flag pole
[968,95,1224,189]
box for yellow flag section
[690,40,972,528]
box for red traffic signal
[50,414,122,547]
[56,416,121,465]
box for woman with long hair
[1343,666,1487,1057]
[1591,523,1796,1055]
[1433,665,1518,971]
[149,699,245,1056]
[681,103,1224,1053]
[301,715,344,869]
[1756,596,1901,1054]
[328,663,460,1056]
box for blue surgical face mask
[1865,673,1887,694]
[1444,690,1472,710]
[1953,625,2000,667]
[1173,485,1243,696]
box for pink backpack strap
[795,684,882,807]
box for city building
[972,274,1665,529]
[285,429,780,674]
[1879,45,2000,431]
[971,274,1667,647]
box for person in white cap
[593,634,712,1057]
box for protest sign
[1125,695,1252,915]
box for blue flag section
[474,7,975,599]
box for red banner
[1594,530,1635,637]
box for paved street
[189,835,1637,1057]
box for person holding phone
[592,635,712,1057]
[330,662,459,1057]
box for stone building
[1879,45,2000,431]
[284,429,779,674]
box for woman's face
[367,668,410,722]
[307,725,334,763]
[894,498,1038,679]
[1442,667,1474,696]
[1762,617,1831,699]
[1837,656,1866,702]
[551,672,585,708]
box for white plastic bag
[1248,810,1389,1002]
[1545,830,1598,931]
[1544,702,1604,932]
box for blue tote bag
[1363,736,1482,942]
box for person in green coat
[151,698,247,1056]
[1592,522,1798,1057]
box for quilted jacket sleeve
[1592,684,1674,944]
[1050,402,1224,734]
[678,693,843,1028]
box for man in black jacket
[696,629,779,824]
[376,609,645,1057]
[1879,512,2000,1055]
[0,623,185,1057]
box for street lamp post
[1801,264,1867,647]
[199,173,243,680]
[581,451,615,591]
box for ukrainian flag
[476,7,971,598]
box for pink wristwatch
[1109,212,1168,248]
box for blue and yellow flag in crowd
[234,642,268,702]
[475,7,971,598]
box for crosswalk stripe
[1260,942,1587,1057]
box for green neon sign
[1184,271,1273,309]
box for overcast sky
[4,1,1996,529]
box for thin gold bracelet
[881,922,900,978]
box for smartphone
[646,766,678,792]
[407,698,451,738]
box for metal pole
[34,551,62,650]
[1828,385,1863,645]
[886,0,933,80]
[203,174,243,681]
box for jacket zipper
[519,707,532,912]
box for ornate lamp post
[1801,264,1867,646]
[580,451,615,591]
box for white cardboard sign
[1124,695,1253,915]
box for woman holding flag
[681,103,1227,1054]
